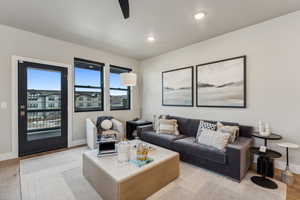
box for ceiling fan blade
[119,0,130,19]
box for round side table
[277,142,299,185]
[250,147,281,189]
[252,132,282,146]
[252,132,282,178]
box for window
[110,65,131,110]
[48,103,54,108]
[48,96,55,101]
[74,58,104,112]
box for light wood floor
[0,159,21,200]
[0,148,299,200]
[274,170,300,200]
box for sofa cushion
[140,131,186,149]
[167,116,200,137]
[173,137,227,164]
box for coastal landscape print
[197,56,245,107]
[162,67,193,106]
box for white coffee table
[82,142,180,200]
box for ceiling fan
[119,0,130,19]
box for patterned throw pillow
[196,121,217,141]
[217,122,239,143]
[197,129,231,151]
[156,119,180,135]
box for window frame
[109,65,132,111]
[74,58,105,112]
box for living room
[0,1,300,200]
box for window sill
[75,109,104,113]
[110,108,131,111]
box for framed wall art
[162,66,194,107]
[196,56,246,108]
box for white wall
[140,11,300,171]
[0,24,140,158]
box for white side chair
[85,118,125,149]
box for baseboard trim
[253,157,300,175]
[0,141,86,162]
[0,152,18,162]
[274,160,300,175]
[70,139,87,147]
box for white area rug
[20,147,286,200]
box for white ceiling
[0,0,300,60]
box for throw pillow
[217,122,239,143]
[96,116,114,134]
[196,121,217,141]
[101,119,113,130]
[156,119,180,135]
[197,129,231,151]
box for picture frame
[196,56,246,108]
[162,66,194,107]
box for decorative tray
[130,157,154,167]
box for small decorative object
[136,143,150,161]
[117,141,130,163]
[153,115,157,130]
[130,157,154,167]
[264,123,271,136]
[129,143,137,160]
[196,56,246,108]
[120,72,137,86]
[258,121,271,137]
[258,120,264,134]
[277,142,300,185]
[259,146,267,153]
[260,131,271,137]
[162,66,193,106]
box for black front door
[18,61,68,156]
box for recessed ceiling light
[147,36,155,42]
[194,12,206,20]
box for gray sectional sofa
[137,115,254,182]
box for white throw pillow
[197,129,231,151]
[217,122,239,143]
[101,119,113,130]
[156,119,179,135]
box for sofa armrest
[226,137,253,181]
[86,118,97,149]
[137,124,154,138]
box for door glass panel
[26,68,62,141]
